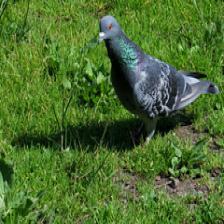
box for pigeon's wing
[134,58,219,117]
[134,58,184,117]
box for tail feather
[179,70,207,79]
[207,82,219,94]
[175,80,219,110]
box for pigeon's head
[99,15,122,42]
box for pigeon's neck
[106,35,141,71]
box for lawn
[0,0,223,223]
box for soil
[174,124,224,153]
[210,167,222,177]
[174,124,205,144]
[209,137,224,153]
[154,174,210,197]
[113,169,143,204]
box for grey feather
[179,71,207,79]
[99,15,219,142]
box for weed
[0,0,8,21]
[168,139,207,179]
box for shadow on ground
[0,158,14,185]
[12,111,194,151]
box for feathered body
[99,15,219,142]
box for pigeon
[99,15,219,143]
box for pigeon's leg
[144,118,157,143]
[130,121,144,145]
[136,121,144,136]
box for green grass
[0,0,224,223]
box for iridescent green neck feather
[106,36,139,71]
[117,37,138,70]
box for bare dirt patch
[174,124,224,153]
[210,167,222,178]
[208,137,224,153]
[155,174,209,197]
[175,124,206,144]
[113,169,143,204]
[210,167,223,183]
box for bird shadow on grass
[0,158,14,186]
[12,111,194,152]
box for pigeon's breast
[111,66,139,114]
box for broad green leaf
[171,156,179,168]
[175,147,182,158]
[85,60,94,78]
[168,168,179,177]
[180,166,188,174]
[96,72,105,85]
[62,77,71,90]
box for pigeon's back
[134,54,218,119]
[133,56,183,118]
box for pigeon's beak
[98,32,106,42]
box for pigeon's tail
[179,70,207,79]
[175,79,219,110]
[206,82,219,94]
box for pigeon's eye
[107,24,112,30]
